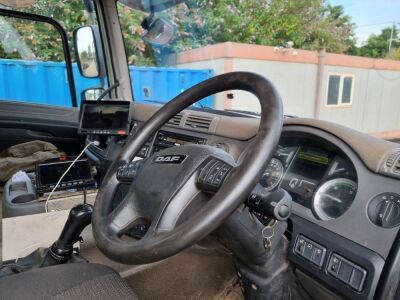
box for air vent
[184,114,213,131]
[167,113,183,126]
[380,148,400,179]
[386,150,400,168]
[394,159,400,174]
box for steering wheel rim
[92,72,283,264]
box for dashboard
[85,103,400,300]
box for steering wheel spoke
[149,173,207,235]
[107,191,148,236]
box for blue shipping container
[0,59,214,107]
[129,66,214,108]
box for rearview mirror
[141,17,176,46]
[81,88,105,101]
[73,26,101,78]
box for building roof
[173,42,400,72]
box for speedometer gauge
[313,178,357,221]
[260,158,284,191]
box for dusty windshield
[118,0,400,140]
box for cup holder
[11,194,37,204]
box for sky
[328,0,400,45]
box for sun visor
[0,0,37,8]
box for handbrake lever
[246,184,292,221]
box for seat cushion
[0,263,138,300]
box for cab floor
[80,226,244,300]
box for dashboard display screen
[292,149,331,180]
[79,100,130,135]
[164,136,192,146]
[280,147,331,201]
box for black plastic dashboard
[85,120,400,300]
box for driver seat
[0,263,138,300]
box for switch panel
[197,158,232,192]
[294,235,326,267]
[327,253,367,292]
[368,193,400,228]
[117,161,143,182]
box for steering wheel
[92,72,283,264]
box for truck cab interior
[1,0,400,299]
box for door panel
[0,101,84,155]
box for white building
[171,42,400,139]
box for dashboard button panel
[294,235,326,267]
[117,161,142,182]
[197,158,232,192]
[327,254,341,277]
[327,253,367,292]
[349,266,368,292]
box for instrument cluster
[261,139,358,221]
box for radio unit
[36,158,95,193]
[152,131,207,153]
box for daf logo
[153,155,187,164]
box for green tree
[117,0,356,65]
[163,0,356,53]
[117,3,155,66]
[356,26,400,59]
[1,0,357,64]
[387,48,400,60]
[0,0,92,61]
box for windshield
[117,0,400,139]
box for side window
[326,74,354,106]
[0,16,73,106]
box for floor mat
[80,226,244,299]
[124,252,243,300]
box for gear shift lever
[48,203,93,263]
[0,203,93,278]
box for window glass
[0,0,101,107]
[327,75,340,105]
[342,77,353,104]
[0,16,73,106]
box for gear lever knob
[49,203,93,262]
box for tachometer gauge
[313,178,357,221]
[260,158,284,191]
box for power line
[358,21,399,28]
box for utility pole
[388,22,395,52]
